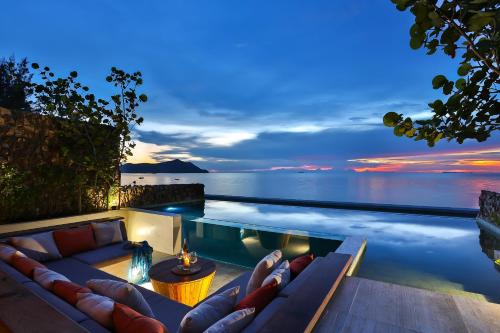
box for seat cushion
[141,287,191,333]
[79,319,111,333]
[113,303,167,333]
[10,254,46,278]
[241,297,287,333]
[53,225,97,257]
[72,242,132,265]
[278,257,324,297]
[45,257,127,286]
[0,259,31,283]
[213,271,252,303]
[23,281,89,323]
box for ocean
[121,172,500,208]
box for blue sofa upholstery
[242,297,288,333]
[72,242,133,265]
[45,257,127,285]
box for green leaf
[383,112,402,127]
[394,125,406,136]
[457,63,472,76]
[443,81,454,95]
[455,78,466,90]
[70,71,78,78]
[432,75,447,89]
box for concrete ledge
[334,236,366,276]
[206,194,478,217]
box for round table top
[148,257,216,284]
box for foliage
[0,56,33,111]
[384,0,499,146]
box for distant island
[121,159,209,173]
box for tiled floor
[98,251,249,295]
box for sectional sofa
[0,217,353,333]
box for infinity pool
[151,200,500,303]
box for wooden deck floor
[314,277,500,333]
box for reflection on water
[152,200,500,303]
[479,228,500,273]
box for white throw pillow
[246,250,282,295]
[33,267,70,290]
[91,221,123,247]
[0,244,23,262]
[86,279,153,317]
[10,231,62,261]
[204,308,255,333]
[179,286,240,333]
[262,260,290,290]
[76,292,115,329]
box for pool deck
[314,276,500,333]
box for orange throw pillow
[53,225,97,256]
[113,303,168,333]
[234,279,279,314]
[289,254,314,279]
[10,254,45,278]
[53,280,92,305]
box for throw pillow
[76,292,115,329]
[235,279,279,314]
[10,254,46,278]
[10,231,62,261]
[53,280,91,305]
[91,221,124,247]
[53,225,96,257]
[0,244,23,263]
[246,250,282,295]
[33,267,70,290]
[179,286,240,333]
[289,253,314,279]
[113,303,167,333]
[262,260,290,290]
[87,279,153,317]
[204,308,255,333]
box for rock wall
[120,184,205,208]
[479,190,500,226]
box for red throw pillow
[234,279,279,314]
[290,254,314,279]
[53,225,96,256]
[10,254,45,278]
[113,303,168,333]
[53,280,92,305]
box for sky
[1,0,499,173]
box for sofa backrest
[0,217,127,241]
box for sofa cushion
[87,279,153,317]
[289,253,314,279]
[33,267,70,290]
[205,308,255,333]
[0,259,31,283]
[262,260,290,291]
[72,242,132,265]
[0,244,22,263]
[179,287,240,333]
[11,254,46,278]
[113,303,167,333]
[23,281,89,323]
[246,250,282,295]
[76,292,115,329]
[45,257,127,285]
[53,225,97,257]
[213,271,252,304]
[142,288,191,333]
[10,231,62,261]
[235,279,279,314]
[279,257,324,298]
[241,297,287,333]
[92,221,124,247]
[79,319,111,333]
[53,280,92,305]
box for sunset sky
[2,1,499,173]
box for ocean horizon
[122,171,500,209]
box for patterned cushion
[179,287,240,333]
[33,267,70,290]
[262,260,290,290]
[246,250,282,295]
[204,308,255,333]
[87,279,153,317]
[76,292,115,329]
[10,231,62,261]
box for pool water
[152,200,500,303]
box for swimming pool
[151,200,500,303]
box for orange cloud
[349,147,500,173]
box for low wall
[120,184,204,208]
[479,190,500,227]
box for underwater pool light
[166,207,181,212]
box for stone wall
[479,190,500,226]
[119,184,205,208]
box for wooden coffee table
[148,257,216,306]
